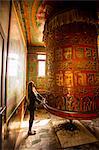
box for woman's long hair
[28,82,32,98]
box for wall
[0,2,27,148]
[7,3,27,119]
[0,1,10,113]
[28,46,47,93]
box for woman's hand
[43,98,47,104]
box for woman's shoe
[28,130,36,135]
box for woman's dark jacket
[28,91,42,111]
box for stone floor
[3,108,99,150]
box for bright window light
[37,54,46,60]
[38,61,46,77]
[37,54,46,77]
[8,53,18,76]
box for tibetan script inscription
[64,71,73,87]
[87,73,94,85]
[64,47,72,59]
[74,72,86,86]
[75,47,84,59]
[56,71,63,86]
[86,48,92,59]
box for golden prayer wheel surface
[43,7,99,119]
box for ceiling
[14,0,45,47]
[14,0,99,47]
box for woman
[27,81,44,135]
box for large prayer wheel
[43,1,99,119]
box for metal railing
[0,106,6,150]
